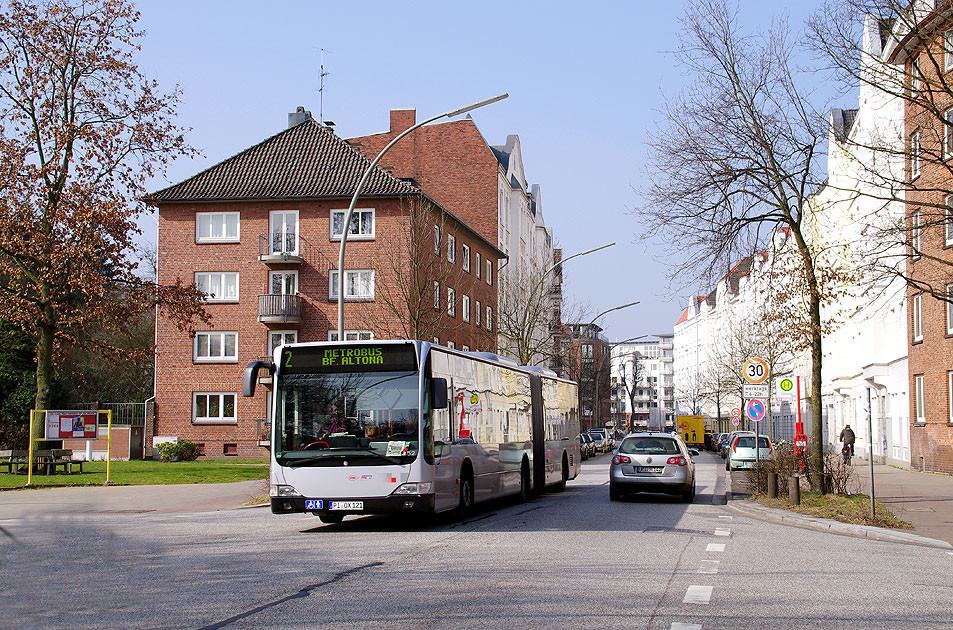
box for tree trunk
[34,322,55,439]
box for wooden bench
[47,449,84,474]
[0,449,27,474]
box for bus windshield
[275,370,420,466]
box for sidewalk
[851,459,953,546]
[0,479,268,521]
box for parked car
[609,432,696,502]
[720,430,753,459]
[589,428,613,451]
[725,434,773,471]
[582,432,597,457]
[710,433,724,452]
[579,435,589,460]
[588,431,608,454]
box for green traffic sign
[780,378,794,392]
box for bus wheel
[459,468,475,514]
[318,513,344,524]
[518,460,530,503]
[554,454,568,492]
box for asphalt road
[2,452,952,630]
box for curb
[725,471,952,550]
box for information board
[280,343,417,374]
[45,410,98,440]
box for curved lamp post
[336,93,509,339]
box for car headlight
[392,482,433,495]
[271,484,302,497]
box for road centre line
[718,515,732,519]
[670,624,702,630]
[697,559,720,574]
[706,543,725,552]
[683,585,713,604]
[714,528,730,536]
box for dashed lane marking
[706,543,725,552]
[670,624,703,630]
[697,559,720,574]
[718,515,733,519]
[714,528,730,537]
[683,585,713,604]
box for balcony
[258,294,303,323]
[258,233,309,265]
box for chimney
[288,106,312,128]
[390,109,416,134]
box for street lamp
[336,93,509,338]
[577,301,640,430]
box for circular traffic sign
[780,378,794,392]
[730,407,741,419]
[745,398,766,422]
[743,357,769,384]
[732,417,740,426]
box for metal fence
[75,402,146,426]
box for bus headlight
[271,484,302,497]
[393,482,433,495]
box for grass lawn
[0,459,269,490]
[752,492,914,530]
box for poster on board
[45,410,98,440]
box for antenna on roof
[319,48,334,128]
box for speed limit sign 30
[743,357,769,384]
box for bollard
[767,472,778,499]
[788,474,800,505]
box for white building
[610,335,675,431]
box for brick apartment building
[560,323,612,431]
[890,7,953,474]
[147,110,504,458]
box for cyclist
[839,424,855,464]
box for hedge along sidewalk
[0,459,269,490]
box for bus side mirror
[242,361,275,397]
[431,378,448,409]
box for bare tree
[809,1,953,305]
[497,265,560,366]
[676,367,707,417]
[640,0,832,490]
[617,351,647,432]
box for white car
[725,434,772,470]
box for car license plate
[330,501,363,511]
[637,466,664,473]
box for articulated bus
[243,339,581,523]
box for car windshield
[275,370,420,466]
[735,436,770,449]
[619,438,680,454]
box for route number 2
[743,357,769,384]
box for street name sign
[743,357,769,384]
[742,383,769,399]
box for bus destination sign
[281,344,417,374]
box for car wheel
[554,454,568,492]
[682,482,695,503]
[459,467,475,515]
[318,513,344,524]
[725,457,730,471]
[519,460,530,502]
[609,484,622,501]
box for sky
[133,0,832,342]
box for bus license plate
[330,501,363,511]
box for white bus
[243,339,581,523]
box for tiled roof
[149,119,418,202]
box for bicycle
[841,443,853,466]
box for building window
[945,110,953,160]
[946,29,953,71]
[193,392,236,425]
[330,208,375,240]
[476,253,482,279]
[462,345,470,352]
[447,287,456,317]
[269,270,297,295]
[328,330,373,341]
[434,281,440,311]
[912,130,921,180]
[475,301,481,328]
[270,210,298,254]
[486,306,493,331]
[434,226,440,253]
[912,55,921,93]
[195,272,238,302]
[329,270,374,300]
[948,285,953,335]
[946,196,953,247]
[486,260,493,285]
[269,330,297,355]
[433,337,439,344]
[912,211,921,257]
[915,374,925,423]
[912,293,923,342]
[582,343,593,359]
[194,331,238,363]
[196,212,239,243]
[462,295,470,322]
[462,245,471,272]
[448,234,456,263]
[447,341,455,349]
[949,372,953,424]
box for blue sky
[135,0,832,341]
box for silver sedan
[609,432,696,502]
